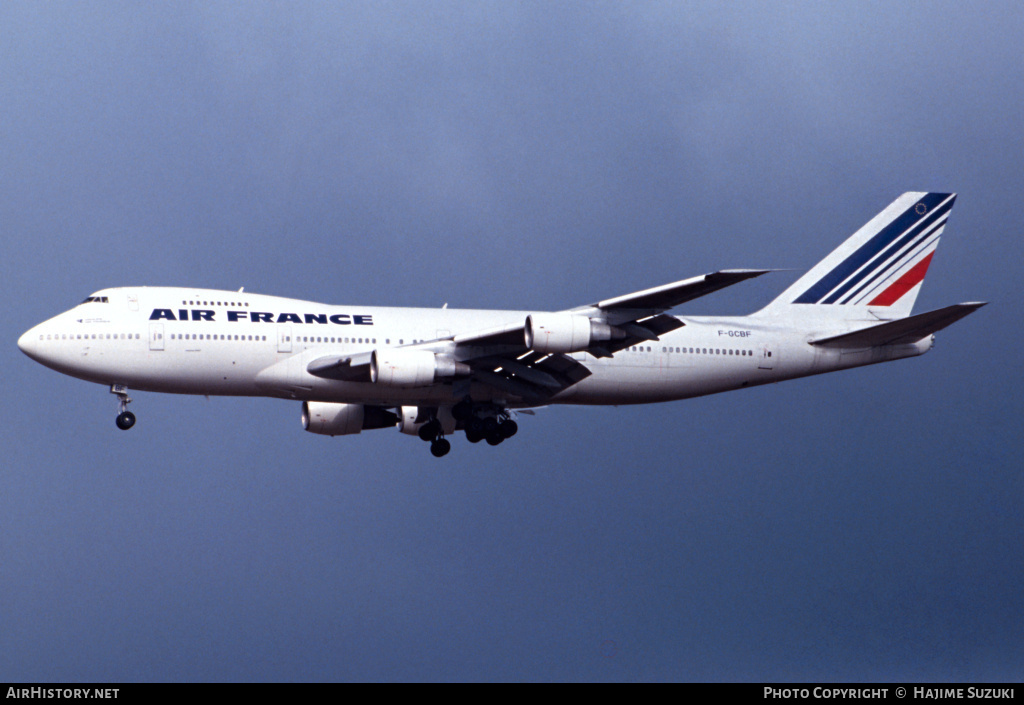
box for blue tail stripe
[793,193,951,305]
[839,217,946,305]
[821,197,953,305]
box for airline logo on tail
[792,192,955,307]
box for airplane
[18,192,984,457]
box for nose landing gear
[111,384,136,430]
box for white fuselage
[17,286,930,409]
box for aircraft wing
[448,268,770,401]
[307,270,770,394]
[307,270,770,399]
[570,269,770,324]
[455,269,770,350]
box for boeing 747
[18,193,983,456]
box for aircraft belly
[565,363,679,405]
[565,354,768,405]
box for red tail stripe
[868,252,935,307]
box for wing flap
[468,352,592,402]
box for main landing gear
[416,402,520,457]
[464,415,517,445]
[453,400,518,447]
[415,419,452,457]
[111,384,136,430]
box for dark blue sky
[3,1,1021,681]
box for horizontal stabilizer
[810,302,986,348]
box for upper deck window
[80,296,109,304]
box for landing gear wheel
[116,411,136,430]
[465,428,484,443]
[418,420,442,442]
[111,385,135,431]
[499,419,518,438]
[430,438,451,457]
[486,431,504,446]
[452,400,473,422]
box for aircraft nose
[17,326,41,359]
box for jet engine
[398,405,456,436]
[302,402,398,436]
[370,348,469,387]
[525,313,616,354]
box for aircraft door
[758,344,776,370]
[149,323,164,351]
[277,326,292,353]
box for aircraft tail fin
[756,192,957,321]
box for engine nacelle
[302,401,365,436]
[525,313,615,354]
[302,402,398,436]
[371,348,469,387]
[398,405,456,436]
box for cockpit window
[80,296,109,304]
